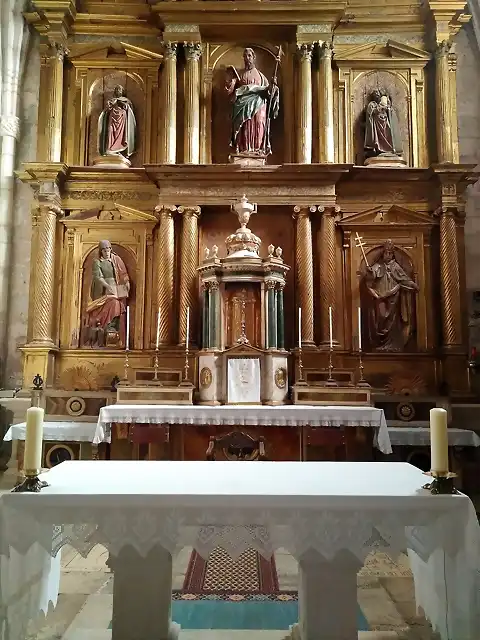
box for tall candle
[155,309,161,350]
[186,306,190,350]
[23,407,45,472]
[430,408,449,473]
[298,307,302,349]
[126,306,130,351]
[358,306,362,351]
[329,306,333,349]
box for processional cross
[354,232,369,268]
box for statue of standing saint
[362,240,419,352]
[363,89,405,167]
[225,47,280,165]
[96,85,136,168]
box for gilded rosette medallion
[200,367,213,389]
[274,367,287,389]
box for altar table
[95,404,392,454]
[1,460,479,640]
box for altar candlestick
[329,306,333,349]
[358,306,362,351]
[126,306,130,350]
[186,307,190,350]
[298,307,302,348]
[155,309,161,350]
[23,407,44,472]
[430,408,449,473]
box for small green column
[209,281,219,349]
[267,281,277,349]
[202,284,209,349]
[277,283,285,349]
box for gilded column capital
[435,40,453,59]
[266,280,277,290]
[154,204,177,219]
[209,280,219,291]
[163,42,178,60]
[277,281,285,291]
[297,43,314,62]
[319,204,341,218]
[293,205,316,218]
[184,42,203,61]
[178,205,201,218]
[48,41,69,61]
[318,41,334,60]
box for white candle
[23,407,44,472]
[430,408,449,474]
[186,306,190,350]
[358,306,362,351]
[155,309,161,350]
[126,306,130,351]
[298,307,302,349]
[329,306,333,349]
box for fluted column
[439,207,462,347]
[318,206,339,346]
[184,42,202,164]
[202,283,209,349]
[293,206,315,346]
[31,202,63,346]
[161,43,177,164]
[435,41,454,163]
[45,43,67,162]
[277,283,285,349]
[296,44,313,164]
[266,280,277,349]
[154,205,176,345]
[178,206,201,345]
[318,42,334,163]
[209,281,219,349]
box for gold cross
[355,232,370,267]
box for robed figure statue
[363,240,419,352]
[85,240,130,346]
[364,89,402,160]
[225,47,280,159]
[98,85,136,160]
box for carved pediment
[224,343,265,357]
[339,205,434,228]
[64,204,157,224]
[69,41,163,63]
[335,40,430,64]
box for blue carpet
[109,600,369,631]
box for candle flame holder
[179,344,194,387]
[123,349,130,384]
[12,469,49,493]
[423,471,459,495]
[325,347,338,387]
[296,347,307,386]
[153,348,163,385]
[357,348,371,388]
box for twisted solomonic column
[31,201,63,346]
[438,206,462,348]
[154,205,176,345]
[318,205,340,346]
[293,206,315,346]
[178,206,201,345]
[184,42,202,164]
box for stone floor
[22,544,440,640]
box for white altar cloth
[0,460,479,640]
[3,421,97,443]
[95,404,392,453]
[388,426,480,448]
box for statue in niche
[225,47,280,165]
[84,240,130,347]
[97,85,136,167]
[363,89,404,167]
[363,240,419,352]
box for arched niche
[87,71,145,167]
[352,70,411,166]
[210,44,284,164]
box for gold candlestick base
[122,349,130,385]
[153,349,163,386]
[422,471,459,495]
[179,346,194,387]
[325,348,338,387]
[12,469,49,493]
[296,348,308,386]
[357,349,371,388]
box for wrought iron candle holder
[356,348,371,388]
[325,346,338,387]
[423,471,459,495]
[12,469,49,493]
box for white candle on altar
[126,306,130,351]
[358,306,362,351]
[430,408,449,473]
[186,306,190,350]
[23,406,44,472]
[155,309,161,350]
[329,306,333,349]
[298,308,302,349]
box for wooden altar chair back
[206,430,267,461]
[128,424,170,461]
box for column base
[20,345,59,388]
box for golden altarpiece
[14,0,478,464]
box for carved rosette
[154,205,176,345]
[438,206,462,347]
[32,201,64,346]
[293,205,315,345]
[319,205,340,346]
[178,206,201,344]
